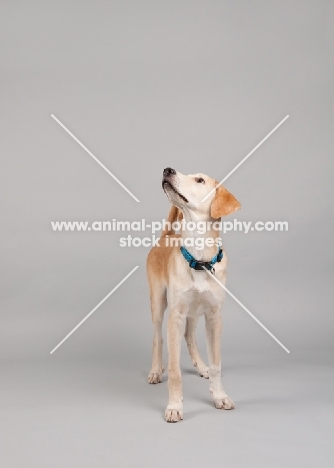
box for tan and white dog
[147,167,241,422]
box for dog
[147,167,241,422]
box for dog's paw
[197,366,209,379]
[165,404,183,422]
[213,394,235,410]
[148,371,162,384]
[148,364,165,384]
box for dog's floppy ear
[210,185,241,219]
[177,209,183,222]
[161,205,183,237]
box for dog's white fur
[147,168,241,422]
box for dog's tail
[160,205,183,238]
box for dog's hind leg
[148,281,167,384]
[184,316,209,379]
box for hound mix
[147,167,240,422]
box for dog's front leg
[165,309,186,422]
[205,310,235,410]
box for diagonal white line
[51,114,140,202]
[201,115,289,202]
[50,266,139,354]
[202,267,290,353]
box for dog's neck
[180,209,221,262]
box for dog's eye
[195,177,205,184]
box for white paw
[197,366,209,379]
[148,371,162,384]
[165,404,183,422]
[213,394,235,410]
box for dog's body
[147,168,241,422]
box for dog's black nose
[163,167,176,176]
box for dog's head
[162,167,241,219]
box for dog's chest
[182,270,225,308]
[189,271,212,293]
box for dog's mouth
[162,180,188,203]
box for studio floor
[1,350,333,467]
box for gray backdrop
[1,1,333,467]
